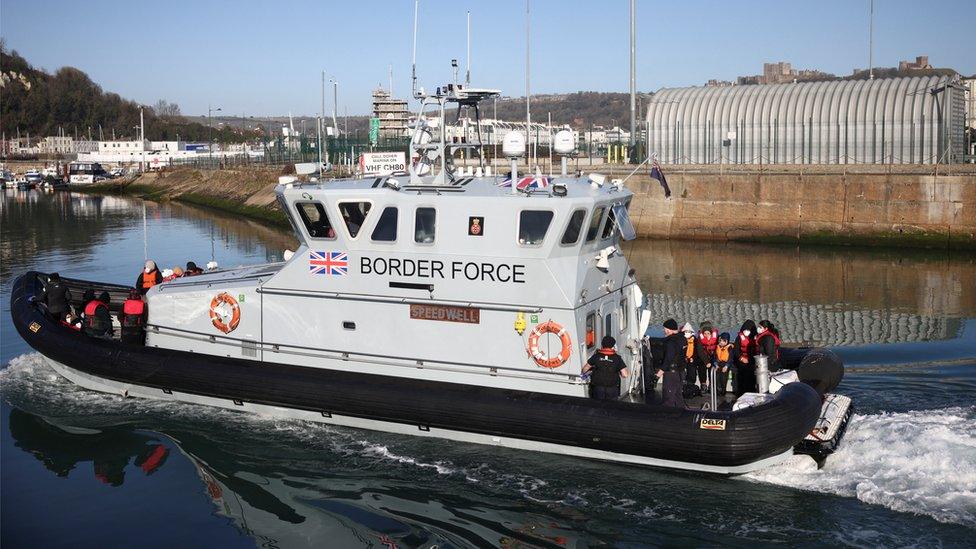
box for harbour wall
[80,165,976,249]
[625,166,976,249]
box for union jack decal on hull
[309,251,349,276]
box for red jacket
[699,329,718,356]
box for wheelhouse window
[585,312,596,349]
[415,207,436,243]
[296,202,335,239]
[560,209,587,245]
[371,206,398,242]
[585,206,606,243]
[518,210,554,246]
[612,202,637,241]
[337,201,372,238]
[601,206,618,240]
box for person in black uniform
[657,318,685,408]
[583,336,629,400]
[38,273,72,320]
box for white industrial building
[646,75,968,164]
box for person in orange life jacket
[583,336,630,400]
[119,289,147,345]
[657,318,686,408]
[136,260,162,295]
[756,319,782,371]
[84,291,113,338]
[681,322,710,391]
[714,333,734,396]
[184,261,204,276]
[733,319,758,396]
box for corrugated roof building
[646,75,966,164]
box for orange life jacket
[716,343,731,363]
[141,271,158,290]
[685,337,695,360]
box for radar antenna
[412,0,422,98]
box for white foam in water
[746,407,976,528]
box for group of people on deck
[581,317,782,408]
[37,258,213,345]
[655,318,781,408]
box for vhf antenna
[465,10,471,85]
[412,0,422,98]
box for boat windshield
[612,203,637,241]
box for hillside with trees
[486,92,652,128]
[0,43,250,142]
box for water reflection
[629,240,975,345]
[8,408,169,486]
[7,407,581,548]
[0,190,297,284]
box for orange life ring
[527,320,572,369]
[209,292,241,334]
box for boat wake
[745,406,976,528]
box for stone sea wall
[625,167,976,249]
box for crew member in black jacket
[583,336,630,400]
[38,273,72,320]
[657,318,685,408]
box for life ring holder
[209,292,241,334]
[527,320,572,369]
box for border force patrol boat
[10,79,851,475]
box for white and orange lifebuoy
[209,292,241,334]
[527,320,572,369]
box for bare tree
[153,99,181,117]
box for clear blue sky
[2,0,972,117]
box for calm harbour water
[1,189,974,548]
